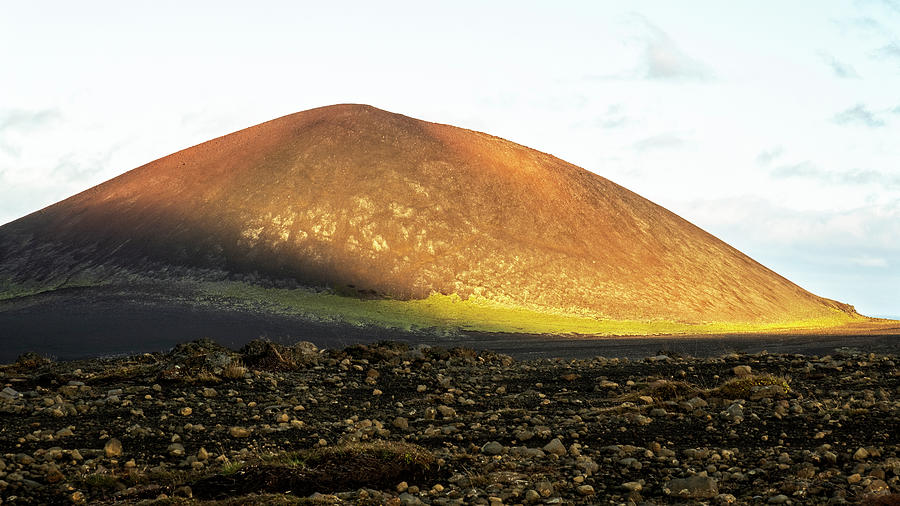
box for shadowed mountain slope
[0,104,859,328]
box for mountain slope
[0,104,859,332]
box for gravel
[0,339,898,504]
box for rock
[168,443,185,457]
[229,426,251,438]
[847,473,862,484]
[481,441,505,456]
[525,489,541,502]
[104,438,123,458]
[576,484,595,496]
[853,447,869,460]
[543,438,567,456]
[665,474,719,499]
[393,417,409,430]
[197,448,209,461]
[437,405,456,418]
[865,479,889,494]
[723,402,744,423]
[768,494,789,504]
[0,386,20,400]
[716,493,737,504]
[733,365,752,377]
[622,481,642,492]
[179,407,192,416]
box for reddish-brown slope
[0,104,856,323]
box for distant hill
[0,104,868,355]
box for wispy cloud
[771,162,900,187]
[755,146,785,166]
[850,255,889,267]
[634,133,685,152]
[636,16,712,81]
[879,0,900,13]
[874,41,900,60]
[818,52,860,78]
[0,108,61,157]
[833,104,886,127]
[0,108,60,133]
[587,15,713,82]
[596,104,627,129]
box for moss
[200,281,859,337]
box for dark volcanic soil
[1,289,898,364]
[0,340,898,504]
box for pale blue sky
[1,1,898,317]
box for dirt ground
[1,289,897,363]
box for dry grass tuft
[222,360,247,379]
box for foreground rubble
[0,339,898,504]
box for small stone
[543,438,567,456]
[853,447,869,460]
[716,494,737,504]
[372,389,383,396]
[393,417,409,430]
[396,481,408,492]
[768,494,789,504]
[179,407,192,416]
[168,443,185,457]
[733,365,752,377]
[525,489,541,502]
[847,473,862,484]
[229,426,251,438]
[104,438,123,458]
[197,448,209,460]
[69,491,85,503]
[576,484,595,496]
[622,481,642,492]
[275,413,289,423]
[481,441,505,456]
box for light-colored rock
[229,426,251,438]
[104,438,123,458]
[576,484,595,496]
[733,365,752,377]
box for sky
[1,1,898,318]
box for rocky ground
[0,339,898,505]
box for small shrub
[714,374,791,399]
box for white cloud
[635,16,712,81]
[633,133,685,152]
[833,104,886,127]
[818,51,860,78]
[850,255,889,267]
